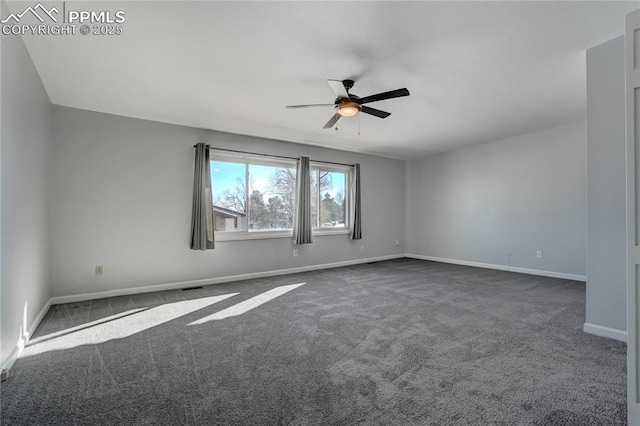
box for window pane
[211,161,247,232]
[248,164,296,231]
[317,170,347,228]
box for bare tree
[214,177,246,213]
[269,168,296,221]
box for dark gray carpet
[0,259,626,425]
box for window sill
[313,229,350,237]
[215,231,292,242]
[215,229,350,242]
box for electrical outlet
[95,265,103,276]
[293,249,298,258]
[395,240,400,247]
[536,250,542,259]
[360,246,365,252]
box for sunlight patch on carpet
[189,283,305,324]
[21,293,238,357]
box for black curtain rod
[193,145,355,168]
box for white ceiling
[14,1,639,159]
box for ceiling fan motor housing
[342,79,355,91]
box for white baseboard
[50,254,406,305]
[405,254,586,282]
[1,298,51,372]
[583,322,627,342]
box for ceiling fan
[286,79,410,129]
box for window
[211,156,296,234]
[310,167,348,230]
[210,153,349,239]
[248,163,296,231]
[210,160,247,232]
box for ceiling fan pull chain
[358,114,361,136]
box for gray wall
[406,121,587,277]
[585,36,626,333]
[50,106,406,298]
[1,15,53,365]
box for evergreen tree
[267,196,289,229]
[249,190,268,229]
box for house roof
[213,205,247,218]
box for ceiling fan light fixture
[337,102,361,117]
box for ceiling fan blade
[327,79,350,99]
[286,104,335,109]
[322,113,341,129]
[357,88,410,104]
[361,105,391,119]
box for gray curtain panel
[293,156,313,245]
[190,143,215,250]
[350,163,362,240]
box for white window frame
[210,152,350,241]
[310,162,350,236]
[211,151,296,241]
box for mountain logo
[1,3,59,24]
